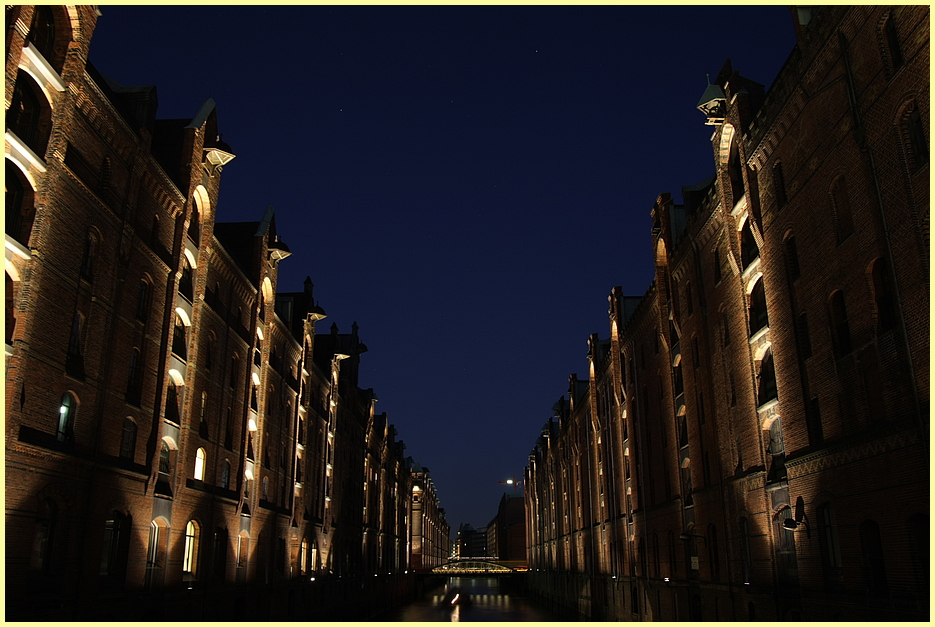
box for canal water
[373,576,566,622]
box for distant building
[487,493,526,562]
[408,460,450,570]
[525,5,928,622]
[5,6,444,620]
[456,523,488,558]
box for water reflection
[375,576,563,622]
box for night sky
[88,5,797,535]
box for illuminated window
[183,520,200,580]
[194,448,206,481]
[57,392,76,442]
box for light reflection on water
[375,576,563,622]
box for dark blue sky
[89,5,797,534]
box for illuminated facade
[408,460,451,570]
[526,6,928,622]
[5,6,445,620]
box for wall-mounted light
[697,75,727,125]
[203,140,235,175]
[780,496,811,538]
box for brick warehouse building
[5,6,448,620]
[525,6,928,622]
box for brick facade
[5,6,447,620]
[525,6,928,621]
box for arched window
[900,103,928,173]
[183,520,200,581]
[159,440,171,475]
[30,497,58,573]
[205,333,215,371]
[300,538,308,574]
[200,391,208,423]
[27,6,56,62]
[57,392,76,442]
[757,349,778,406]
[829,291,852,357]
[101,510,131,581]
[879,11,904,75]
[749,279,769,336]
[119,417,137,461]
[188,202,201,242]
[766,419,787,483]
[817,503,843,589]
[229,354,240,389]
[179,258,194,301]
[213,527,229,581]
[783,233,801,282]
[172,314,187,359]
[165,381,181,424]
[741,219,759,269]
[79,231,97,282]
[221,460,231,490]
[66,311,84,361]
[150,214,161,249]
[224,408,234,450]
[8,71,44,153]
[135,279,151,321]
[859,519,888,595]
[237,532,249,568]
[830,176,854,244]
[6,160,36,246]
[126,348,142,404]
[145,519,169,588]
[194,448,206,481]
